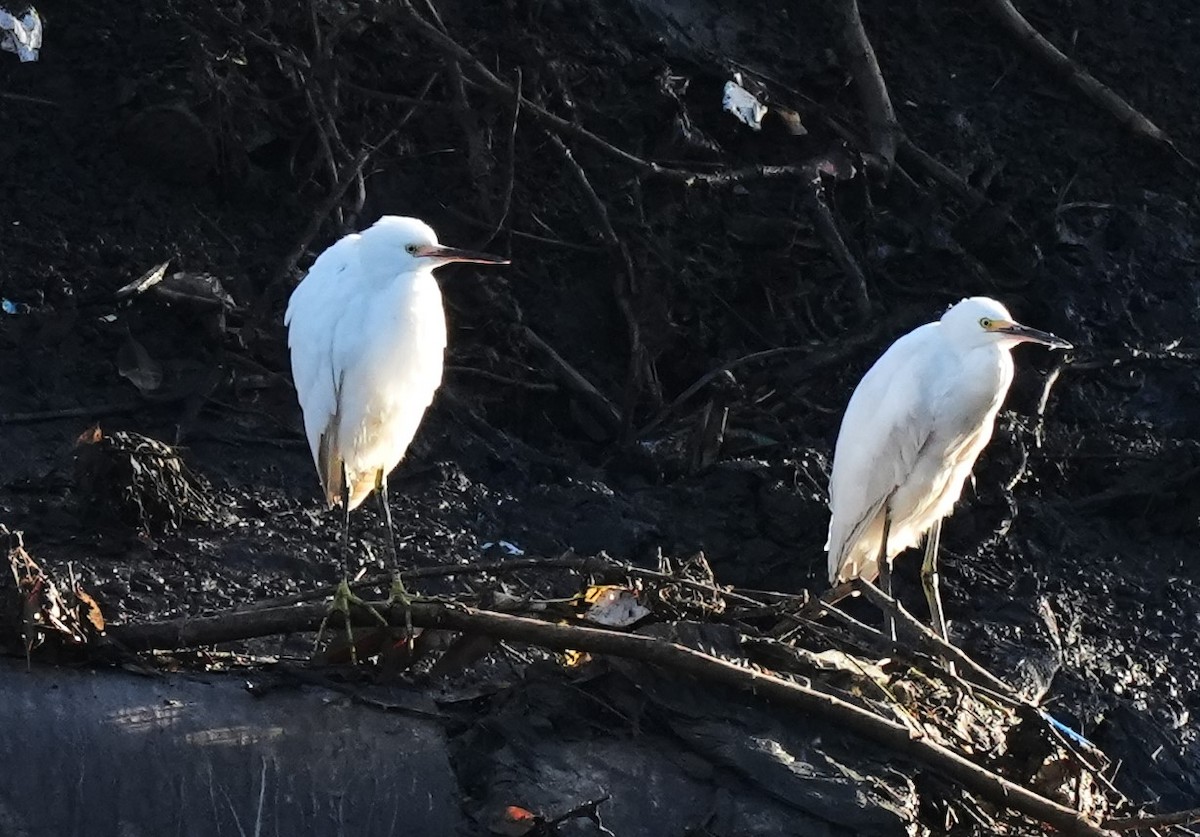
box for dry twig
[1103,807,1200,832]
[802,168,872,316]
[544,132,652,427]
[522,326,624,435]
[854,579,1017,696]
[236,552,764,611]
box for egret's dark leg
[920,518,949,641]
[341,474,352,576]
[877,507,896,641]
[316,466,363,662]
[315,467,389,663]
[375,470,400,575]
[375,470,414,646]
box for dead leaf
[579,585,651,628]
[773,106,808,136]
[117,332,163,393]
[561,648,591,668]
[7,527,103,653]
[76,424,103,446]
[75,588,106,633]
[488,805,540,836]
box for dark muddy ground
[1,0,1199,833]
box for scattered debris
[116,264,237,335]
[72,425,220,533]
[3,526,105,658]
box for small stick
[803,169,872,316]
[637,347,809,438]
[441,205,605,253]
[896,138,988,209]
[262,72,436,312]
[476,68,522,250]
[344,83,457,108]
[445,365,557,392]
[237,553,765,612]
[0,403,142,425]
[1103,807,1200,832]
[522,326,623,434]
[640,306,921,440]
[270,143,377,288]
[544,132,649,428]
[0,91,58,106]
[1035,356,1067,448]
[856,579,1017,696]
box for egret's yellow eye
[979,317,993,329]
[406,244,419,254]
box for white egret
[285,215,509,648]
[825,297,1071,640]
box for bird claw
[314,578,388,664]
[385,573,415,652]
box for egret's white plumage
[285,216,508,511]
[826,297,1071,590]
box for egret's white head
[364,216,510,272]
[940,296,1072,351]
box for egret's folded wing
[285,234,360,502]
[826,326,939,582]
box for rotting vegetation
[1,0,1199,834]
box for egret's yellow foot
[384,573,415,650]
[314,578,388,664]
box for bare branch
[522,327,624,435]
[1103,807,1200,832]
[835,0,900,175]
[981,0,1193,165]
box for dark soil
[1,0,1199,832]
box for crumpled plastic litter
[722,74,767,131]
[0,4,41,63]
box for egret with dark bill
[825,297,1071,640]
[286,216,509,649]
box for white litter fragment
[115,261,171,300]
[480,540,525,556]
[722,74,767,132]
[0,5,43,63]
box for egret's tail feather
[317,429,345,509]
